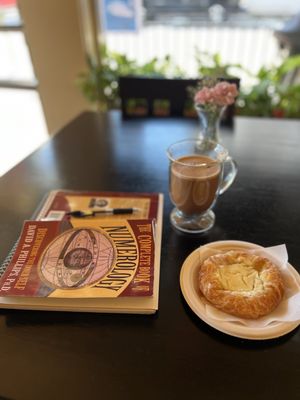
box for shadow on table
[1,308,159,329]
[180,295,299,349]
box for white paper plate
[180,240,300,340]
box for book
[35,189,160,221]
[0,190,163,314]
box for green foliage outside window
[76,44,184,111]
[195,49,244,79]
[77,45,300,119]
[236,55,300,118]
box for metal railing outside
[106,24,282,86]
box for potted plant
[236,55,300,119]
[194,50,242,126]
[76,44,184,111]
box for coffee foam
[172,155,221,180]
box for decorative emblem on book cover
[0,218,156,298]
[39,228,114,289]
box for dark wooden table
[0,111,300,400]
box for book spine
[0,239,19,278]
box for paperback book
[0,190,163,314]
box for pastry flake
[199,250,285,319]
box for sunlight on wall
[0,89,48,176]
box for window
[0,0,47,176]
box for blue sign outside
[100,0,141,32]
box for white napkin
[203,245,300,328]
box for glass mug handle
[219,156,238,195]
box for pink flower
[194,81,238,107]
[214,82,228,96]
[194,87,213,104]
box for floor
[0,88,48,177]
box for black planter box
[119,76,240,126]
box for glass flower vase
[195,104,226,143]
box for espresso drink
[170,155,221,215]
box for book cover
[36,190,160,221]
[0,191,163,314]
[0,218,156,299]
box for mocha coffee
[170,155,221,215]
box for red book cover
[36,190,160,221]
[0,219,156,299]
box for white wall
[18,0,90,135]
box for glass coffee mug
[166,139,237,233]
